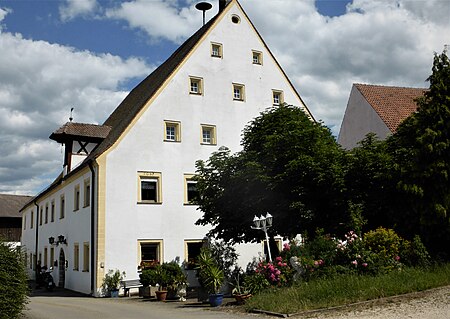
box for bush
[363,227,402,273]
[0,241,28,319]
[101,269,125,296]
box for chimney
[219,0,226,12]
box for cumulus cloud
[0,30,152,194]
[105,0,207,44]
[59,0,98,21]
[240,0,449,133]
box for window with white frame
[30,210,34,229]
[74,243,79,271]
[272,90,284,106]
[138,240,163,269]
[60,195,65,219]
[83,242,89,272]
[50,247,54,268]
[201,124,216,145]
[51,201,55,222]
[164,121,181,142]
[84,179,90,207]
[74,185,80,211]
[184,174,199,204]
[184,240,204,269]
[39,206,43,226]
[233,83,245,101]
[138,171,162,203]
[45,203,48,224]
[211,42,222,58]
[189,76,203,95]
[252,50,262,65]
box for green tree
[195,105,348,243]
[388,51,450,257]
[0,241,29,319]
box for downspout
[34,201,39,283]
[89,161,96,295]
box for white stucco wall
[102,3,306,282]
[338,85,392,149]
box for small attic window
[231,14,240,24]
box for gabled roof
[355,83,427,132]
[0,194,33,218]
[50,122,111,143]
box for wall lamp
[48,235,67,246]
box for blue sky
[0,0,448,195]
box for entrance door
[58,249,65,288]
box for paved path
[22,289,257,319]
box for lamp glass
[265,213,273,227]
[259,215,266,227]
[49,237,55,245]
[253,216,261,228]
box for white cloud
[240,0,450,133]
[105,0,209,43]
[0,30,152,194]
[59,0,98,21]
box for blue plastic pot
[209,293,224,307]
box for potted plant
[161,262,187,300]
[197,248,225,307]
[154,264,170,301]
[101,269,125,298]
[139,267,158,298]
[231,272,251,305]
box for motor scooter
[41,267,56,291]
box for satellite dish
[195,2,212,26]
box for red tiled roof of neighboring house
[0,194,33,218]
[355,83,427,132]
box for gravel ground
[294,285,450,319]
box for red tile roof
[355,84,427,132]
[49,122,111,143]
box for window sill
[73,208,79,212]
[211,55,222,58]
[189,92,203,96]
[200,143,217,146]
[83,205,90,208]
[137,201,162,205]
[82,270,89,273]
[163,140,181,143]
[183,203,199,206]
[73,269,79,271]
[233,98,244,102]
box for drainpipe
[34,201,39,283]
[89,161,96,295]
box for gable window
[272,90,284,106]
[51,201,55,222]
[74,185,80,211]
[185,240,204,269]
[233,83,245,101]
[60,195,65,219]
[252,50,262,65]
[138,171,162,204]
[189,76,203,95]
[201,124,217,145]
[83,242,89,272]
[45,203,49,224]
[211,42,222,58]
[84,179,90,208]
[184,174,199,204]
[164,121,181,142]
[138,240,163,269]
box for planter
[140,285,157,298]
[233,293,252,305]
[208,293,224,307]
[110,289,119,298]
[155,290,168,301]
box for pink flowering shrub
[256,256,291,286]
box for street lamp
[251,213,273,262]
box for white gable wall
[101,3,306,283]
[338,85,391,149]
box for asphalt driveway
[22,288,258,319]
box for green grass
[244,263,450,314]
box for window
[233,83,245,101]
[44,247,48,267]
[201,124,217,145]
[60,195,65,219]
[263,237,283,260]
[29,253,33,269]
[74,185,80,211]
[189,76,203,95]
[211,42,222,58]
[164,121,181,142]
[50,247,54,268]
[184,174,199,204]
[252,50,262,65]
[45,203,48,224]
[138,240,163,269]
[23,215,26,230]
[138,172,162,203]
[39,207,43,226]
[51,201,55,222]
[185,240,204,269]
[30,210,34,229]
[272,90,284,106]
[83,242,89,272]
[231,14,240,24]
[84,179,90,207]
[74,243,79,271]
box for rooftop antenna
[195,2,212,26]
[69,107,74,122]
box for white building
[21,0,312,296]
[338,83,426,149]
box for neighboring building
[21,0,312,296]
[338,83,426,149]
[0,194,32,244]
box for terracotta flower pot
[155,290,168,301]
